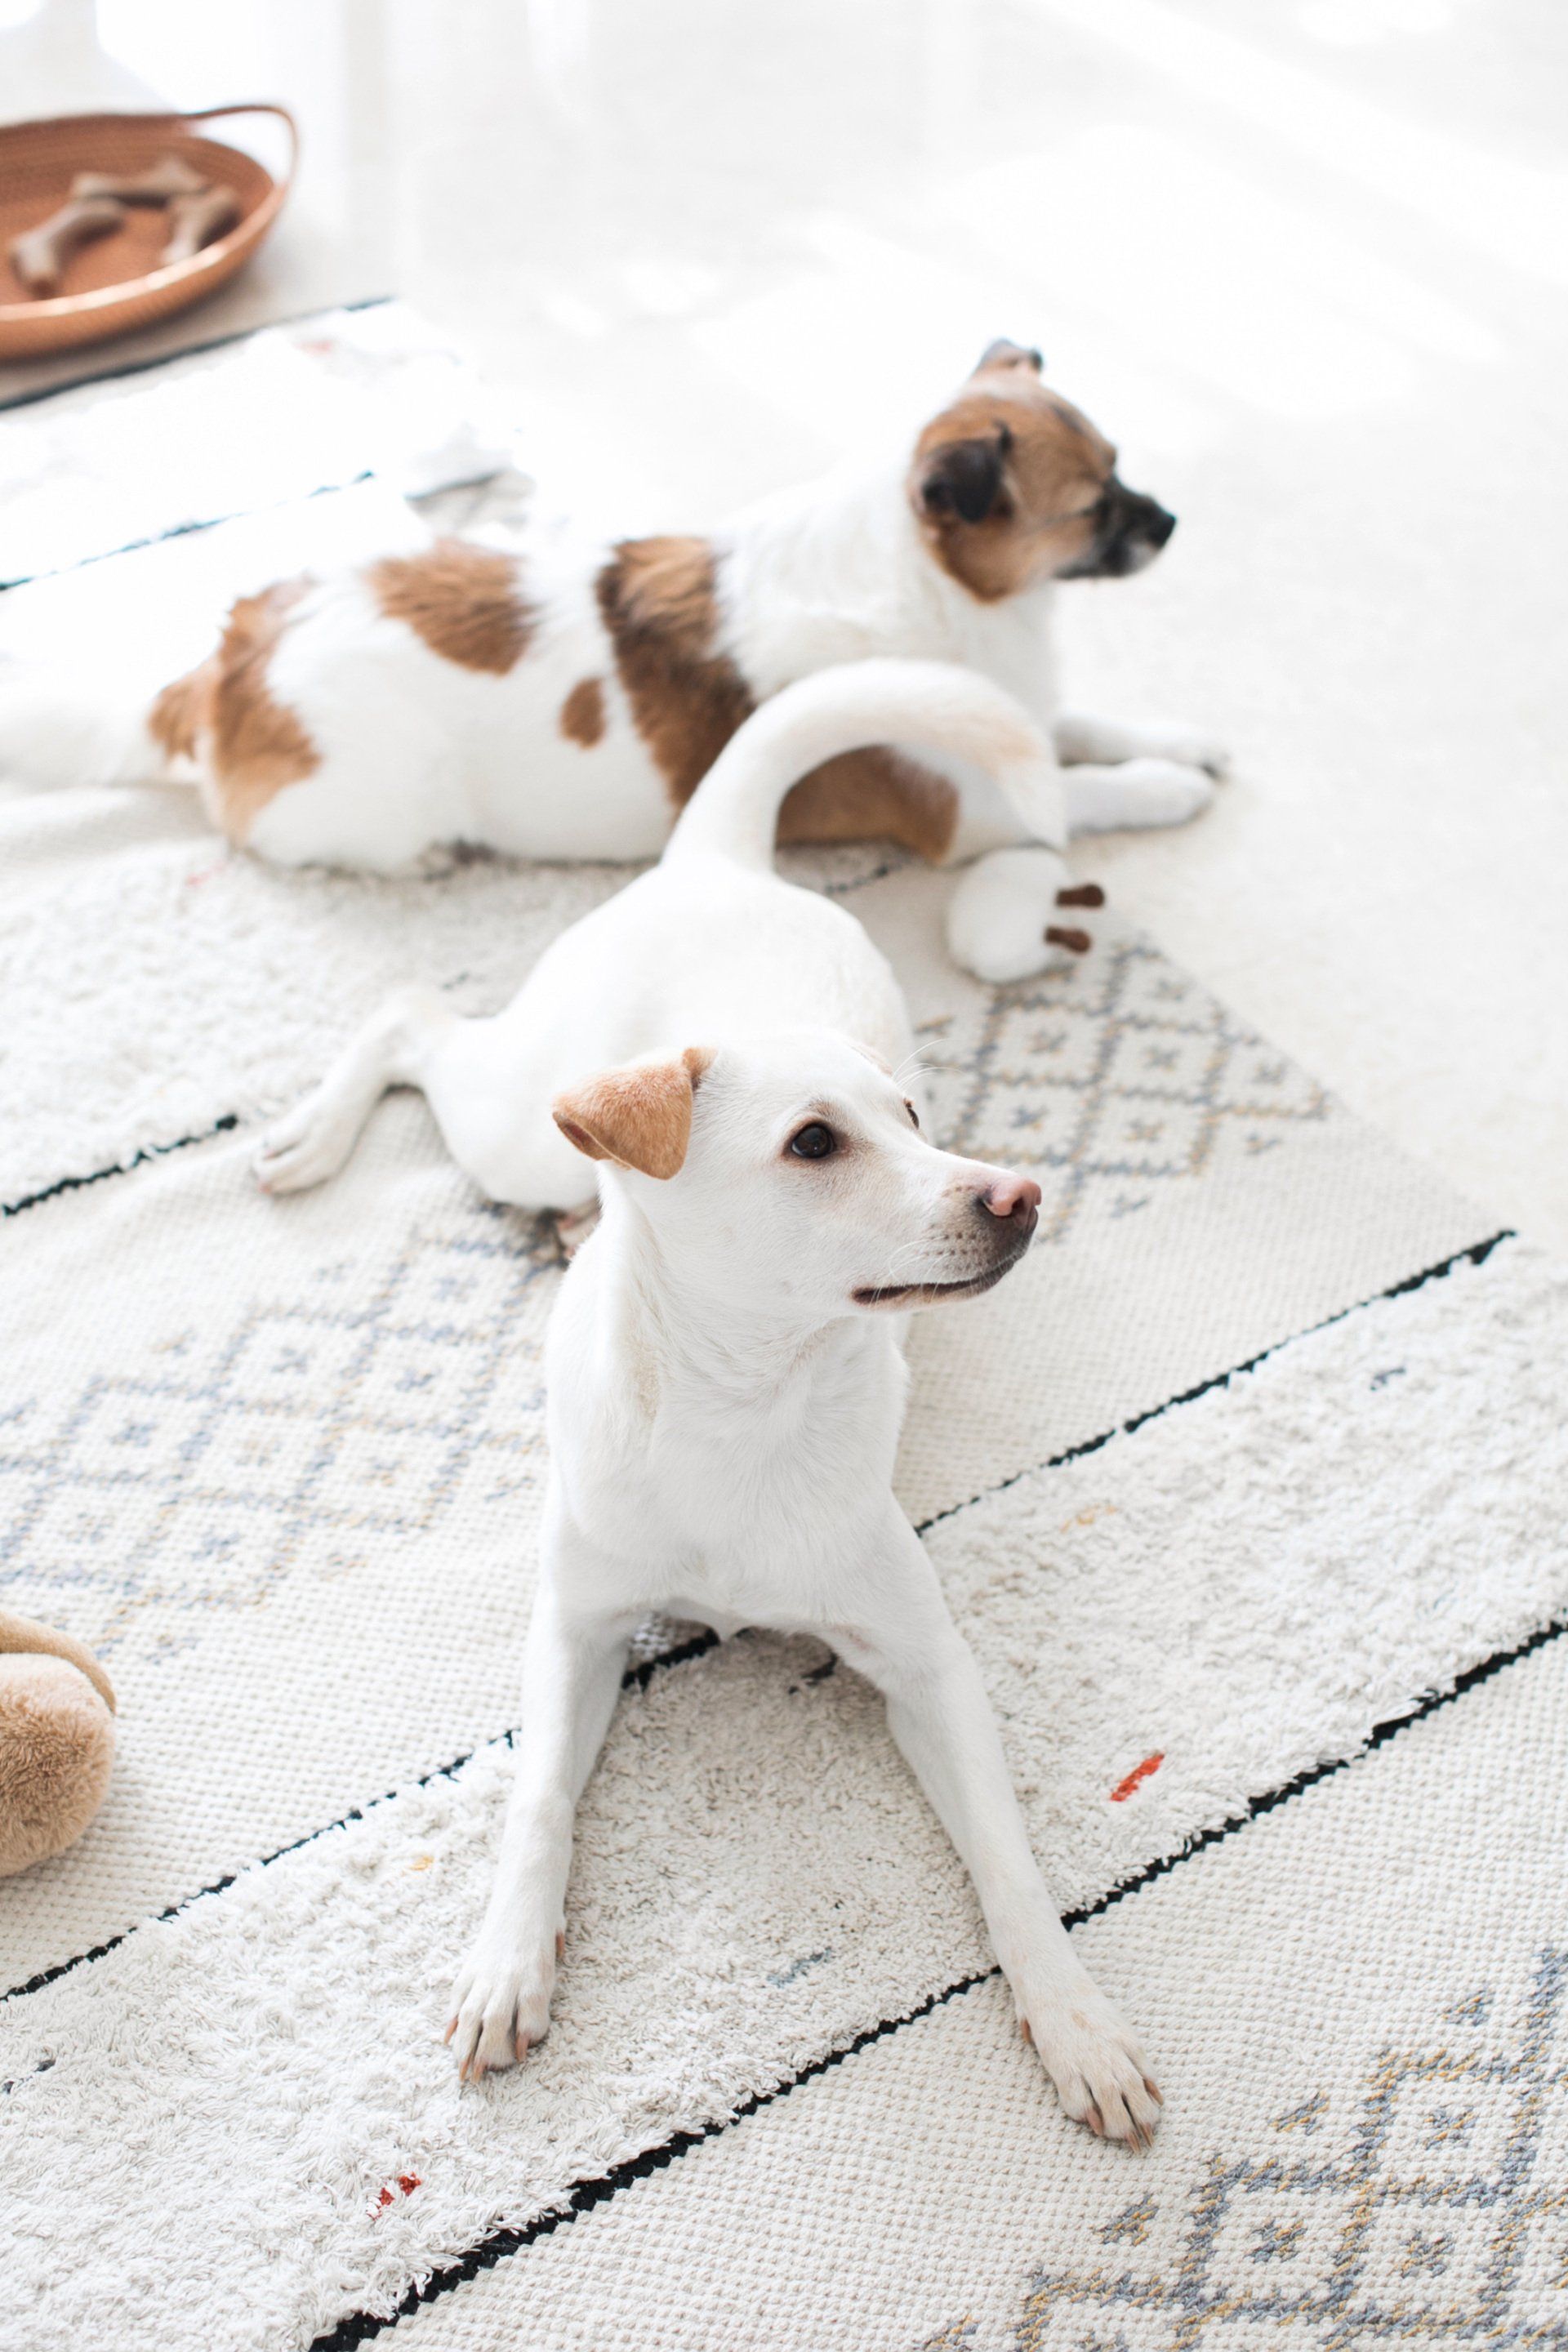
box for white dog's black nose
[980,1174,1041,1235]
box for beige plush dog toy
[0,1609,116,1877]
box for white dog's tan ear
[552,1046,714,1180]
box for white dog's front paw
[1018,1967,1161,2149]
[947,849,1105,986]
[1114,756,1218,826]
[1138,723,1229,778]
[445,1922,560,2084]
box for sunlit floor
[7,0,1567,1248]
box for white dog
[0,340,1221,988]
[258,659,1159,2145]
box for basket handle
[176,100,299,194]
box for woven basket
[0,103,296,362]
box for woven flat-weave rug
[2,322,1564,2352]
[399,1633,1568,2352]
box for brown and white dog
[0,341,1225,984]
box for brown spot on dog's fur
[553,1054,701,1180]
[595,537,753,804]
[777,746,959,863]
[911,347,1118,602]
[147,666,213,765]
[368,540,533,675]
[596,538,958,859]
[202,578,320,844]
[559,675,607,748]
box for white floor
[6,0,1566,1250]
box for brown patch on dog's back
[595,537,753,804]
[559,675,606,748]
[203,578,320,844]
[368,540,534,675]
[596,537,957,858]
[911,352,1116,603]
[777,746,959,863]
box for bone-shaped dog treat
[1045,879,1103,956]
[70,154,209,205]
[9,196,127,296]
[159,185,243,265]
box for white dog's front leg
[1055,711,1229,778]
[1060,758,1217,837]
[946,848,1104,986]
[840,1527,1160,2148]
[447,1568,634,2082]
[1050,709,1224,838]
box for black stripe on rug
[308,1604,1568,2350]
[913,1227,1513,1536]
[1,1224,1514,2005]
[0,470,377,593]
[3,1628,722,2004]
[2,1116,239,1221]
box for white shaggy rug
[2,319,1564,2352]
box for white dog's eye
[904,1100,920,1129]
[788,1122,836,1160]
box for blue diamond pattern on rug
[1005,1950,1568,2351]
[0,1201,560,1659]
[920,934,1330,1244]
[1,922,1337,1667]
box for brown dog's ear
[552,1045,713,1180]
[919,430,1011,525]
[975,338,1044,375]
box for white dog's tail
[662,657,1064,872]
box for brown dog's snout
[979,1174,1041,1236]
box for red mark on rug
[1110,1753,1164,1803]
[374,2175,422,2211]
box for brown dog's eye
[905,1101,920,1128]
[789,1123,836,1160]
